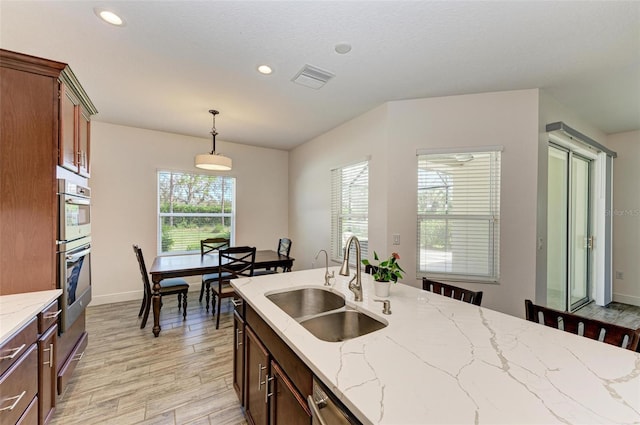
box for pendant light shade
[195,109,232,171]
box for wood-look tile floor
[50,298,248,425]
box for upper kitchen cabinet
[59,68,96,177]
[0,49,97,295]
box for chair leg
[138,291,146,317]
[211,292,217,315]
[177,293,182,311]
[205,282,211,312]
[199,281,205,302]
[182,291,187,320]
[141,293,152,329]
[215,295,222,329]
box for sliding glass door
[547,145,592,312]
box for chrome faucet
[339,236,363,301]
[314,249,334,286]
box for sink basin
[300,310,387,342]
[266,287,345,319]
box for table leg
[152,276,162,337]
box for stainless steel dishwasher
[307,377,361,425]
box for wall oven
[58,237,92,332]
[57,177,92,332]
[58,179,91,242]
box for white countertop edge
[0,290,62,345]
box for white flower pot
[373,280,391,297]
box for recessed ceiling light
[334,43,352,54]
[94,8,125,26]
[257,65,273,75]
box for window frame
[330,159,369,265]
[416,148,501,282]
[157,169,236,256]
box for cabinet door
[245,327,269,425]
[233,311,245,406]
[38,324,57,425]
[59,84,78,172]
[269,361,311,425]
[78,109,90,177]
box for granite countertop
[0,290,62,345]
[231,267,640,425]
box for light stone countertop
[231,267,640,425]
[0,290,61,345]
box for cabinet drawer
[0,344,38,425]
[38,301,61,334]
[16,396,37,425]
[57,331,87,395]
[0,318,37,376]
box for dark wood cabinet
[234,299,312,425]
[233,311,245,405]
[269,361,311,425]
[59,83,92,177]
[0,49,97,296]
[245,326,270,425]
[37,325,57,425]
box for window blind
[417,150,501,281]
[331,160,369,264]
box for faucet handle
[374,299,391,315]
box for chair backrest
[277,238,292,257]
[201,237,230,256]
[422,278,483,306]
[133,244,152,298]
[219,246,257,279]
[524,300,640,351]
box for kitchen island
[231,267,640,424]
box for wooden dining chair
[422,278,483,306]
[200,237,230,312]
[524,300,640,351]
[254,237,293,275]
[133,244,189,329]
[212,246,256,329]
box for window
[331,160,369,263]
[158,170,235,254]
[417,149,501,281]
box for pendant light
[195,109,232,171]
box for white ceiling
[1,1,638,151]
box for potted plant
[362,251,404,297]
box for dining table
[148,249,294,336]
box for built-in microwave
[58,179,91,242]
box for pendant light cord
[209,109,219,155]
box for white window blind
[158,171,235,255]
[331,160,369,264]
[417,150,501,281]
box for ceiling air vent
[292,64,334,89]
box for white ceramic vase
[373,280,391,297]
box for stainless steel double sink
[266,287,387,342]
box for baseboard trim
[612,292,640,307]
[89,282,201,306]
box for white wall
[89,122,289,305]
[607,130,640,306]
[290,90,541,317]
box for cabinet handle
[73,351,85,362]
[44,310,62,320]
[257,363,267,390]
[235,329,243,350]
[265,375,275,404]
[0,344,25,360]
[231,299,243,307]
[43,343,54,367]
[0,390,26,412]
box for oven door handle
[66,248,91,261]
[65,198,90,206]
